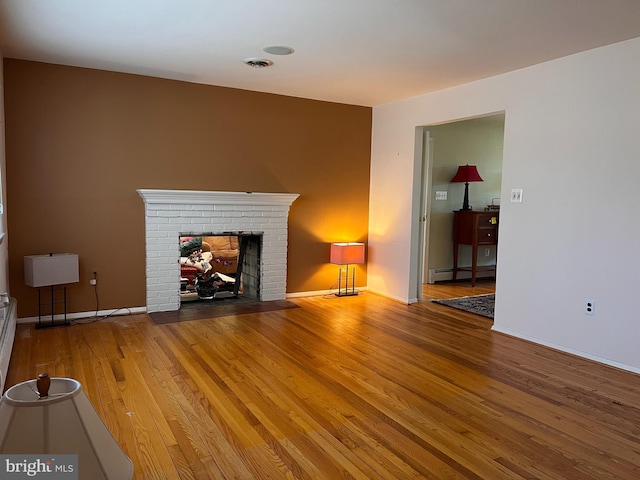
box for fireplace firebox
[179,233,262,303]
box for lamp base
[35,286,71,329]
[460,182,472,210]
[334,290,359,297]
[334,265,360,297]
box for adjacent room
[0,1,639,478]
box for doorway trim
[408,127,433,303]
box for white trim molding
[138,189,300,207]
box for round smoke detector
[243,58,273,68]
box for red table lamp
[451,164,483,210]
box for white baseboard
[286,287,368,299]
[316,287,417,305]
[17,289,376,322]
[492,325,640,375]
[364,288,414,304]
[18,306,147,324]
[427,267,496,284]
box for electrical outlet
[484,248,490,256]
[585,299,595,316]
[89,278,97,286]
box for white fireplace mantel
[137,189,299,313]
[138,189,299,207]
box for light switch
[510,189,523,203]
[435,191,447,200]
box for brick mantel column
[137,190,299,313]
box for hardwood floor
[6,281,640,479]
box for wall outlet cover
[510,188,523,203]
[585,299,595,316]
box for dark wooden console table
[452,210,499,286]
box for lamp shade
[0,377,133,479]
[24,254,79,287]
[330,243,365,265]
[450,165,483,183]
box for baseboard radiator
[427,267,496,284]
[0,298,17,393]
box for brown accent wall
[4,60,371,318]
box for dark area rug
[150,298,300,324]
[432,294,495,319]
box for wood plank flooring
[5,281,640,479]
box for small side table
[452,210,499,286]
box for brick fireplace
[137,190,299,313]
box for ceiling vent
[243,58,273,68]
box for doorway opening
[413,113,505,300]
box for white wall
[369,38,640,372]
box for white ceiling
[1,0,640,106]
